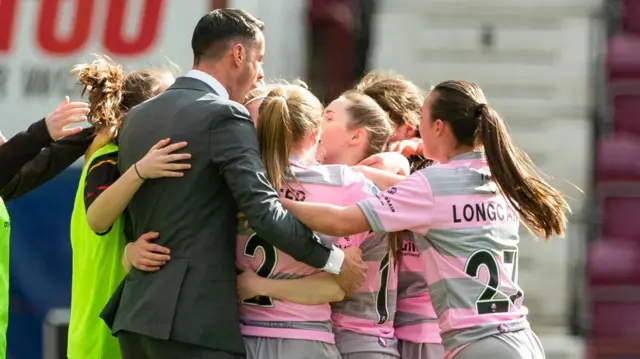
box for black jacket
[0,119,93,202]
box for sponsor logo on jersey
[497,323,510,333]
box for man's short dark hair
[191,9,265,65]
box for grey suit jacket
[110,77,333,354]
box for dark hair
[355,70,429,171]
[72,55,170,140]
[428,80,570,239]
[355,70,424,128]
[191,8,265,65]
[406,126,434,173]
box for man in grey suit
[111,9,367,359]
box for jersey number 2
[464,249,522,314]
[242,233,278,307]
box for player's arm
[351,165,405,190]
[86,161,145,233]
[358,151,412,176]
[1,127,94,202]
[83,153,121,235]
[0,99,88,191]
[281,172,435,236]
[209,107,341,273]
[238,270,345,305]
[86,139,190,233]
[121,232,170,273]
[0,119,55,191]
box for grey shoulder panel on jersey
[291,164,351,186]
[417,166,497,197]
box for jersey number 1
[242,233,278,307]
[375,252,391,325]
[464,249,522,314]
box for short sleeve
[356,172,434,234]
[84,153,120,212]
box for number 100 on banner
[0,0,166,57]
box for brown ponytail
[387,232,403,267]
[72,56,125,139]
[72,55,173,140]
[429,80,570,240]
[256,83,324,191]
[257,90,294,190]
[477,104,569,239]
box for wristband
[134,162,146,180]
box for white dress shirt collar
[185,69,229,100]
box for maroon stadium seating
[308,0,356,101]
[607,33,640,82]
[591,301,640,338]
[601,196,640,238]
[611,93,640,135]
[589,302,640,357]
[587,3,640,356]
[595,134,640,181]
[588,239,640,286]
[622,0,640,35]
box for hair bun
[475,103,488,117]
[72,56,125,97]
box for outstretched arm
[0,98,88,190]
[281,200,370,238]
[0,120,54,190]
[351,165,404,190]
[1,127,94,202]
[282,171,436,236]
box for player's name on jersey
[452,202,518,223]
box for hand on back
[333,246,367,295]
[235,264,265,302]
[125,232,171,272]
[136,138,192,179]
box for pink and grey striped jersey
[394,231,441,344]
[357,151,529,352]
[236,159,378,344]
[331,232,399,356]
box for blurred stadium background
[1,0,635,358]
